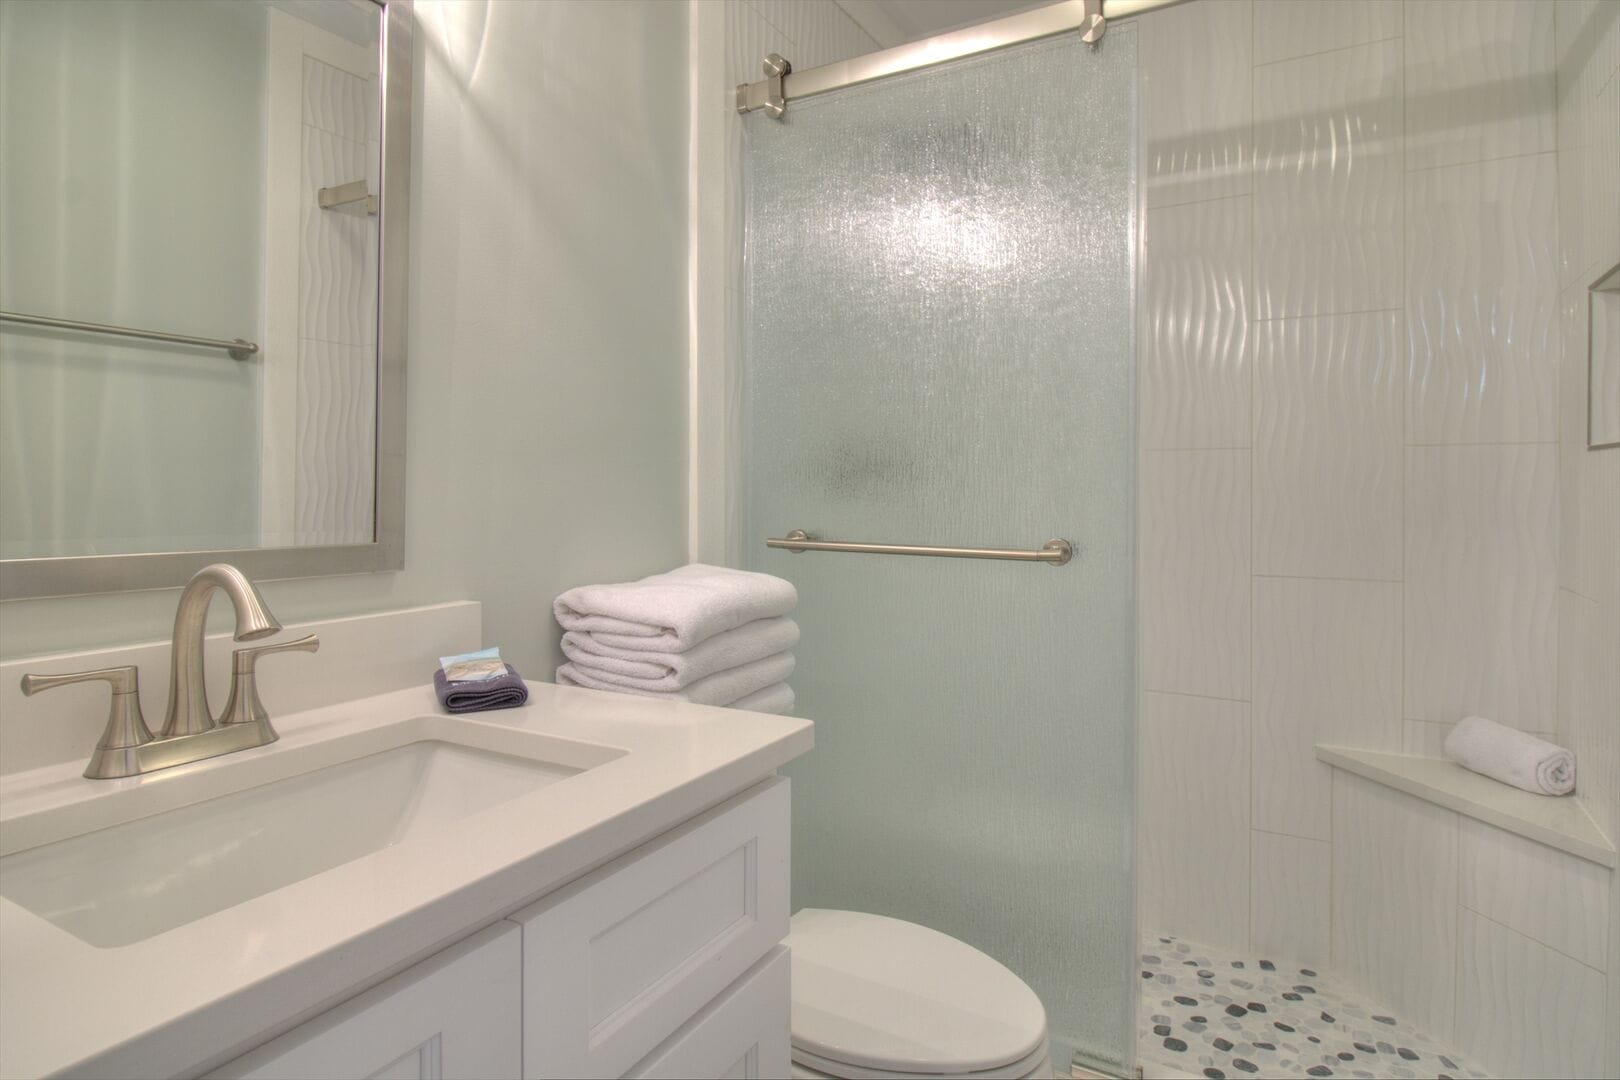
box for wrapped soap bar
[439,646,506,682]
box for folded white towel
[556,651,796,707]
[1444,715,1575,796]
[561,617,799,693]
[729,682,795,715]
[554,564,797,652]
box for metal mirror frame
[1590,259,1620,451]
[0,0,412,600]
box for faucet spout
[163,564,282,737]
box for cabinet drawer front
[516,777,790,1079]
[628,947,790,1080]
[210,923,522,1080]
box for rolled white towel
[1443,716,1575,796]
[554,564,797,651]
[556,651,795,707]
[729,682,795,716]
[561,617,799,693]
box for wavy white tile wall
[1404,0,1556,170]
[1252,39,1404,320]
[294,339,375,547]
[1405,443,1559,728]
[1328,767,1614,1078]
[1253,312,1403,579]
[1454,909,1608,1079]
[1141,0,1251,208]
[1407,152,1560,444]
[1252,577,1401,841]
[1330,772,1460,1042]
[1138,11,1607,1070]
[1140,195,1251,450]
[1249,830,1331,965]
[1251,0,1401,67]
[1139,691,1252,951]
[1140,449,1250,702]
[1554,0,1620,833]
[1552,2,1620,1072]
[303,54,370,138]
[1458,816,1610,967]
[299,124,375,349]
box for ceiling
[838,0,1054,48]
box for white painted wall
[0,0,691,683]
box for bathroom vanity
[0,621,812,1079]
[216,774,793,1080]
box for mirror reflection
[0,0,382,558]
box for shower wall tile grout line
[1404,146,1562,175]
[1459,903,1609,976]
[1250,34,1406,70]
[1251,307,1404,325]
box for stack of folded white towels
[552,564,799,715]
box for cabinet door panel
[516,778,790,1079]
[365,1037,442,1080]
[210,923,521,1080]
[628,947,790,1080]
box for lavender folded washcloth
[434,663,529,713]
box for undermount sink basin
[0,718,624,947]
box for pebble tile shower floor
[1137,935,1490,1080]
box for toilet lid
[786,909,1049,1076]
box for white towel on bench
[1444,715,1575,796]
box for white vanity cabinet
[516,775,790,1078]
[209,923,524,1080]
[210,778,791,1080]
[627,947,791,1080]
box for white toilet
[786,909,1054,1079]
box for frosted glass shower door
[743,30,1137,1074]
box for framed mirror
[0,0,410,599]
[1591,260,1620,450]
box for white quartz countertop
[0,681,814,1079]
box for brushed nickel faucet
[164,563,282,737]
[20,564,318,779]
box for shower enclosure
[730,0,1620,1076]
[740,19,1139,1075]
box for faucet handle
[228,633,321,673]
[220,634,319,733]
[21,665,138,697]
[20,666,155,779]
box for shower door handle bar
[766,530,1072,566]
[0,311,259,361]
